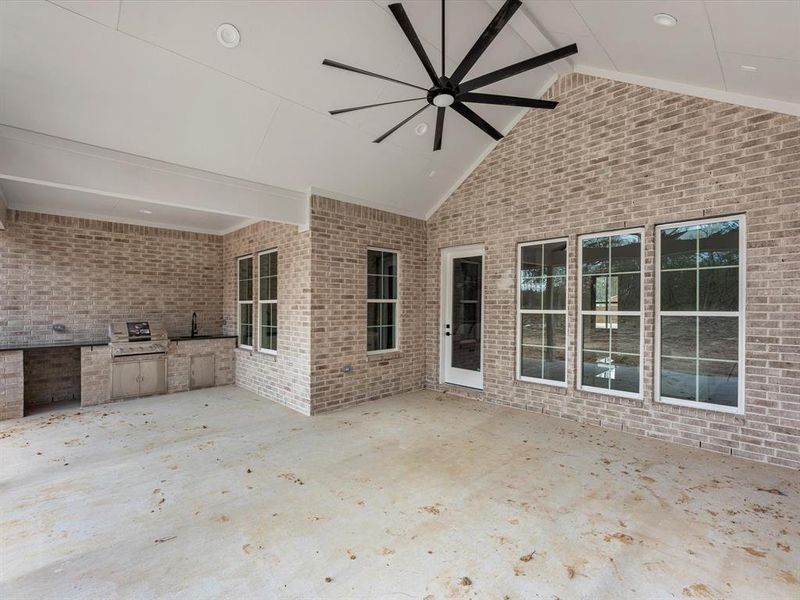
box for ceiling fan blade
[330,97,427,115]
[433,106,445,151]
[458,43,578,93]
[451,102,503,141]
[373,104,430,143]
[322,58,428,92]
[459,92,557,109]
[388,3,440,85]
[450,0,522,84]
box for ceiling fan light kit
[323,0,577,151]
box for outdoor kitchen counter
[169,335,238,342]
[0,339,109,351]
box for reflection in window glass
[367,249,398,352]
[519,240,567,384]
[579,231,642,396]
[657,217,742,411]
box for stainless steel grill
[108,321,168,399]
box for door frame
[439,244,485,390]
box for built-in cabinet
[111,356,167,400]
[189,354,215,389]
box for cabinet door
[112,361,141,399]
[139,358,167,396]
[190,355,215,389]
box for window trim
[516,237,569,388]
[237,255,254,350]
[366,246,399,355]
[257,248,278,356]
[654,214,746,415]
[576,227,645,400]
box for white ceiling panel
[569,0,724,89]
[705,0,800,61]
[50,0,120,28]
[0,1,279,182]
[719,52,800,103]
[0,179,251,234]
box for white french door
[440,245,484,389]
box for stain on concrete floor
[1,386,798,599]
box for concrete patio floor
[1,386,798,599]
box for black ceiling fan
[323,0,577,151]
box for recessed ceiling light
[740,64,758,72]
[139,209,153,215]
[414,122,429,136]
[653,13,678,27]
[216,23,241,48]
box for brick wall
[23,347,81,406]
[222,220,312,415]
[0,350,23,419]
[80,346,111,407]
[0,211,223,345]
[426,73,800,469]
[309,196,426,413]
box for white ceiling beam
[0,125,310,228]
[484,0,573,76]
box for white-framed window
[655,215,745,414]
[517,238,568,386]
[577,228,644,399]
[237,255,254,349]
[367,248,398,353]
[258,249,278,354]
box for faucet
[191,312,198,338]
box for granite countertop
[169,335,238,342]
[0,339,110,351]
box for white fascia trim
[424,72,559,221]
[308,186,423,220]
[574,65,800,118]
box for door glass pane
[698,316,738,361]
[451,256,482,372]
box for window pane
[582,237,609,274]
[239,257,253,281]
[367,275,381,300]
[661,357,696,400]
[382,252,397,276]
[583,275,609,311]
[543,347,565,382]
[259,253,271,278]
[240,303,253,326]
[611,316,639,354]
[383,303,395,328]
[543,276,566,310]
[613,273,640,311]
[520,245,543,278]
[269,251,278,275]
[610,234,641,273]
[268,276,277,301]
[543,314,566,349]
[260,303,276,328]
[543,242,567,276]
[367,250,381,275]
[521,277,544,310]
[699,221,739,267]
[699,317,738,361]
[609,353,639,393]
[382,276,397,300]
[698,360,738,407]
[582,315,610,352]
[699,268,738,311]
[521,313,543,346]
[239,279,253,302]
[367,303,381,327]
[367,327,380,352]
[259,275,269,300]
[661,316,696,358]
[520,345,543,379]
[582,350,611,390]
[261,327,276,352]
[661,270,696,311]
[382,325,395,350]
[661,226,697,269]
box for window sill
[367,350,403,362]
[516,376,567,390]
[578,385,643,404]
[656,397,744,416]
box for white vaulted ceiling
[0,1,798,227]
